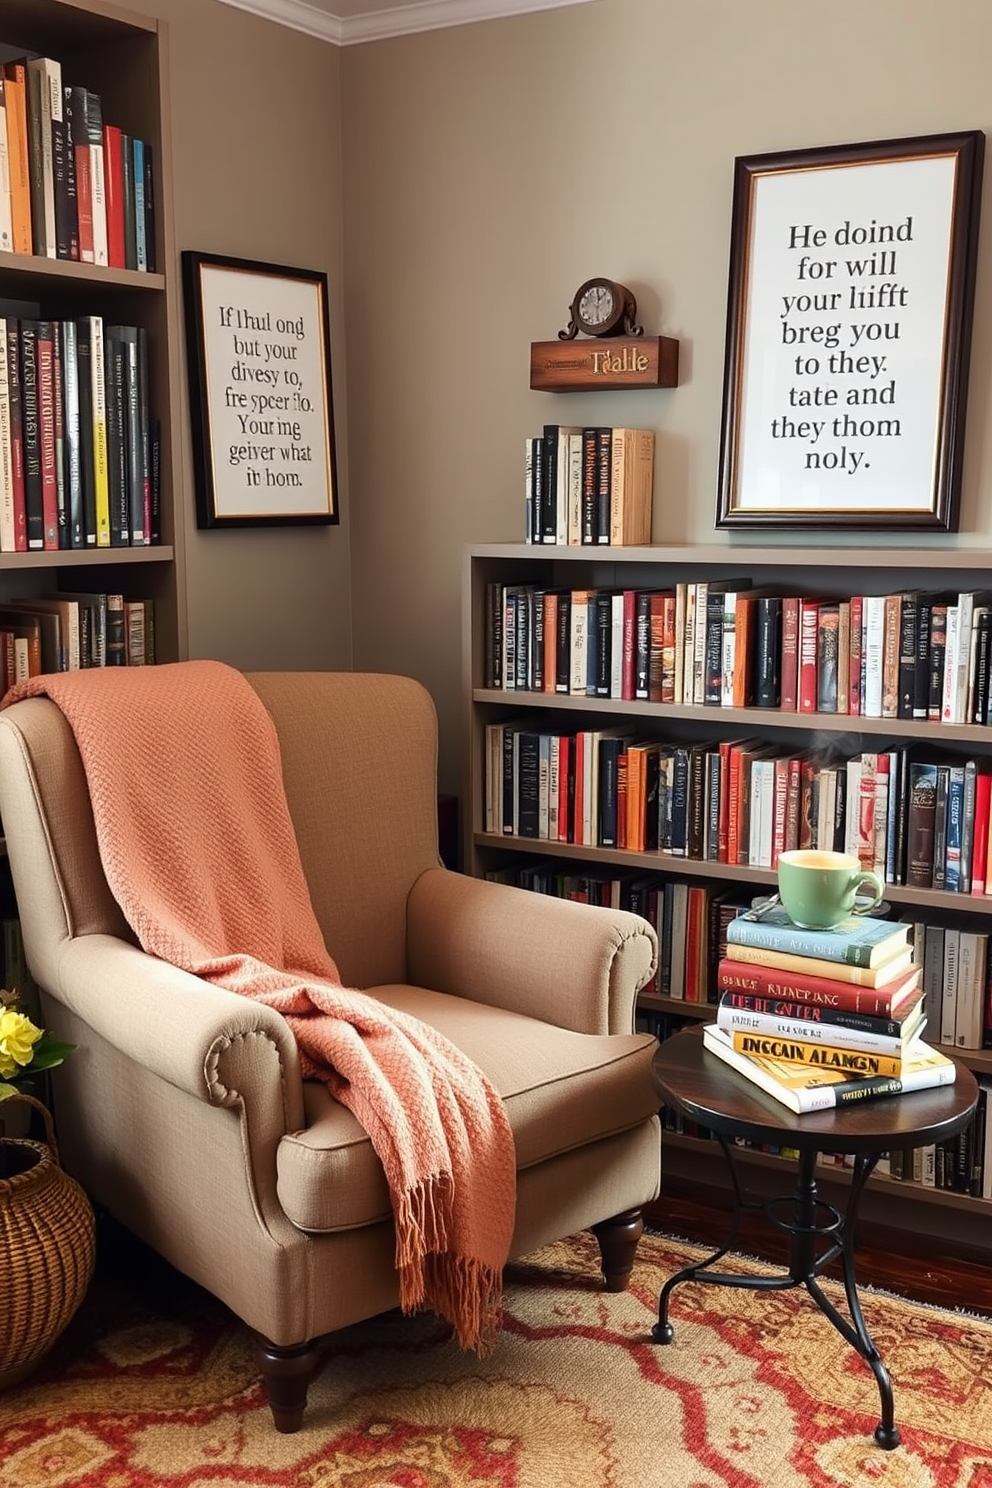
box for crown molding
[215,0,599,47]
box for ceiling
[217,0,600,46]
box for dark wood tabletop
[653,1024,979,1155]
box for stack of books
[703,903,957,1112]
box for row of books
[0,57,154,270]
[483,580,992,726]
[0,315,159,553]
[524,425,654,547]
[0,592,155,683]
[483,719,992,895]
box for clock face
[578,283,616,327]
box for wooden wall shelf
[530,334,679,393]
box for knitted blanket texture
[3,661,516,1352]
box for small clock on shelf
[559,277,643,340]
[531,278,678,393]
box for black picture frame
[716,131,984,532]
[181,251,339,529]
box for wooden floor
[648,1179,992,1317]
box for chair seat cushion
[276,983,658,1234]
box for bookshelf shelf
[464,540,992,1240]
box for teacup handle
[852,870,884,915]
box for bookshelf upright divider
[464,541,992,1243]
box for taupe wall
[340,0,992,796]
[130,0,353,671]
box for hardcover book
[702,1022,957,1114]
[726,903,910,968]
[717,953,922,1014]
[718,983,925,1040]
[716,996,926,1057]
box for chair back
[0,671,442,995]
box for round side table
[651,1024,978,1450]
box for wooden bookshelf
[463,541,992,1253]
[0,0,186,660]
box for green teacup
[777,849,884,929]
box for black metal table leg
[654,1139,900,1449]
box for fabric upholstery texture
[0,668,662,1370]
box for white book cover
[861,595,886,718]
[815,766,835,853]
[610,591,624,699]
[674,583,687,705]
[845,760,861,856]
[692,581,708,704]
[569,592,589,696]
[941,605,961,723]
[566,431,583,546]
[953,591,976,724]
[721,593,737,708]
[89,122,109,267]
[757,757,775,868]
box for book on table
[702,1022,957,1114]
[716,981,924,1039]
[716,954,922,1019]
[724,1026,920,1079]
[716,990,926,1058]
[721,938,914,988]
[726,903,910,969]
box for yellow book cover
[703,1023,956,1114]
[724,939,914,988]
[729,1027,909,1079]
[86,314,110,547]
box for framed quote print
[715,131,984,531]
[182,251,339,528]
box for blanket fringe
[394,1174,502,1356]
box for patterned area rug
[2,1227,992,1487]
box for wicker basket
[0,1093,96,1388]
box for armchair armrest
[52,934,305,1133]
[406,867,657,1035]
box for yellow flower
[0,1009,42,1080]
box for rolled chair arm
[50,934,305,1132]
[406,867,657,1035]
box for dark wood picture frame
[716,131,984,532]
[181,251,339,529]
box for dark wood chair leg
[255,1335,323,1432]
[592,1208,644,1292]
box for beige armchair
[0,670,661,1431]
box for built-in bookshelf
[463,541,992,1247]
[0,0,185,664]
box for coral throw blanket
[3,661,516,1353]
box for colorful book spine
[718,954,918,1015]
[716,1000,922,1057]
[718,987,920,1039]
